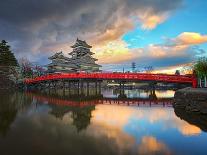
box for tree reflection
[0,91,32,136]
[0,100,17,137]
[49,104,95,132]
[49,105,72,120]
[72,106,95,132]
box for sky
[0,0,207,73]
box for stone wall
[174,87,207,114]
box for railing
[24,72,197,87]
[197,76,207,88]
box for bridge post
[87,81,89,96]
[119,81,125,95]
[63,80,65,96]
[95,80,98,95]
[80,80,84,95]
[54,81,57,92]
[192,78,197,88]
[98,81,101,95]
[68,80,71,94]
[48,81,51,93]
[77,80,80,95]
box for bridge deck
[24,73,197,87]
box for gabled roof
[48,51,68,60]
[71,38,92,48]
[68,50,95,55]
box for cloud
[94,40,137,64]
[152,63,193,74]
[0,0,183,62]
[138,14,168,30]
[95,32,207,71]
[173,32,207,46]
[91,18,134,45]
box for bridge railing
[24,72,197,87]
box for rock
[201,109,207,115]
[174,87,207,114]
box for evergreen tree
[0,40,18,66]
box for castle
[47,39,101,73]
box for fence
[198,76,207,88]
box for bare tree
[18,58,33,78]
[144,66,154,73]
[181,64,193,75]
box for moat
[0,88,207,155]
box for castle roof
[48,51,66,60]
[47,62,78,68]
[71,38,92,48]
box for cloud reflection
[90,104,202,138]
[138,136,171,155]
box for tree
[194,57,207,78]
[144,66,154,73]
[33,65,46,76]
[193,57,207,87]
[181,64,193,75]
[175,70,180,75]
[18,58,33,78]
[0,40,18,66]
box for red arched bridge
[24,73,197,87]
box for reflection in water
[138,136,170,155]
[0,92,17,137]
[174,107,207,132]
[0,91,32,137]
[49,104,95,132]
[0,88,207,155]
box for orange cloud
[138,14,168,30]
[94,40,139,64]
[175,32,207,45]
[94,40,189,64]
[146,44,189,58]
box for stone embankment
[174,87,207,114]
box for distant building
[47,39,101,73]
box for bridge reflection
[26,89,173,132]
[26,89,173,108]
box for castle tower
[69,38,101,72]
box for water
[0,88,207,155]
